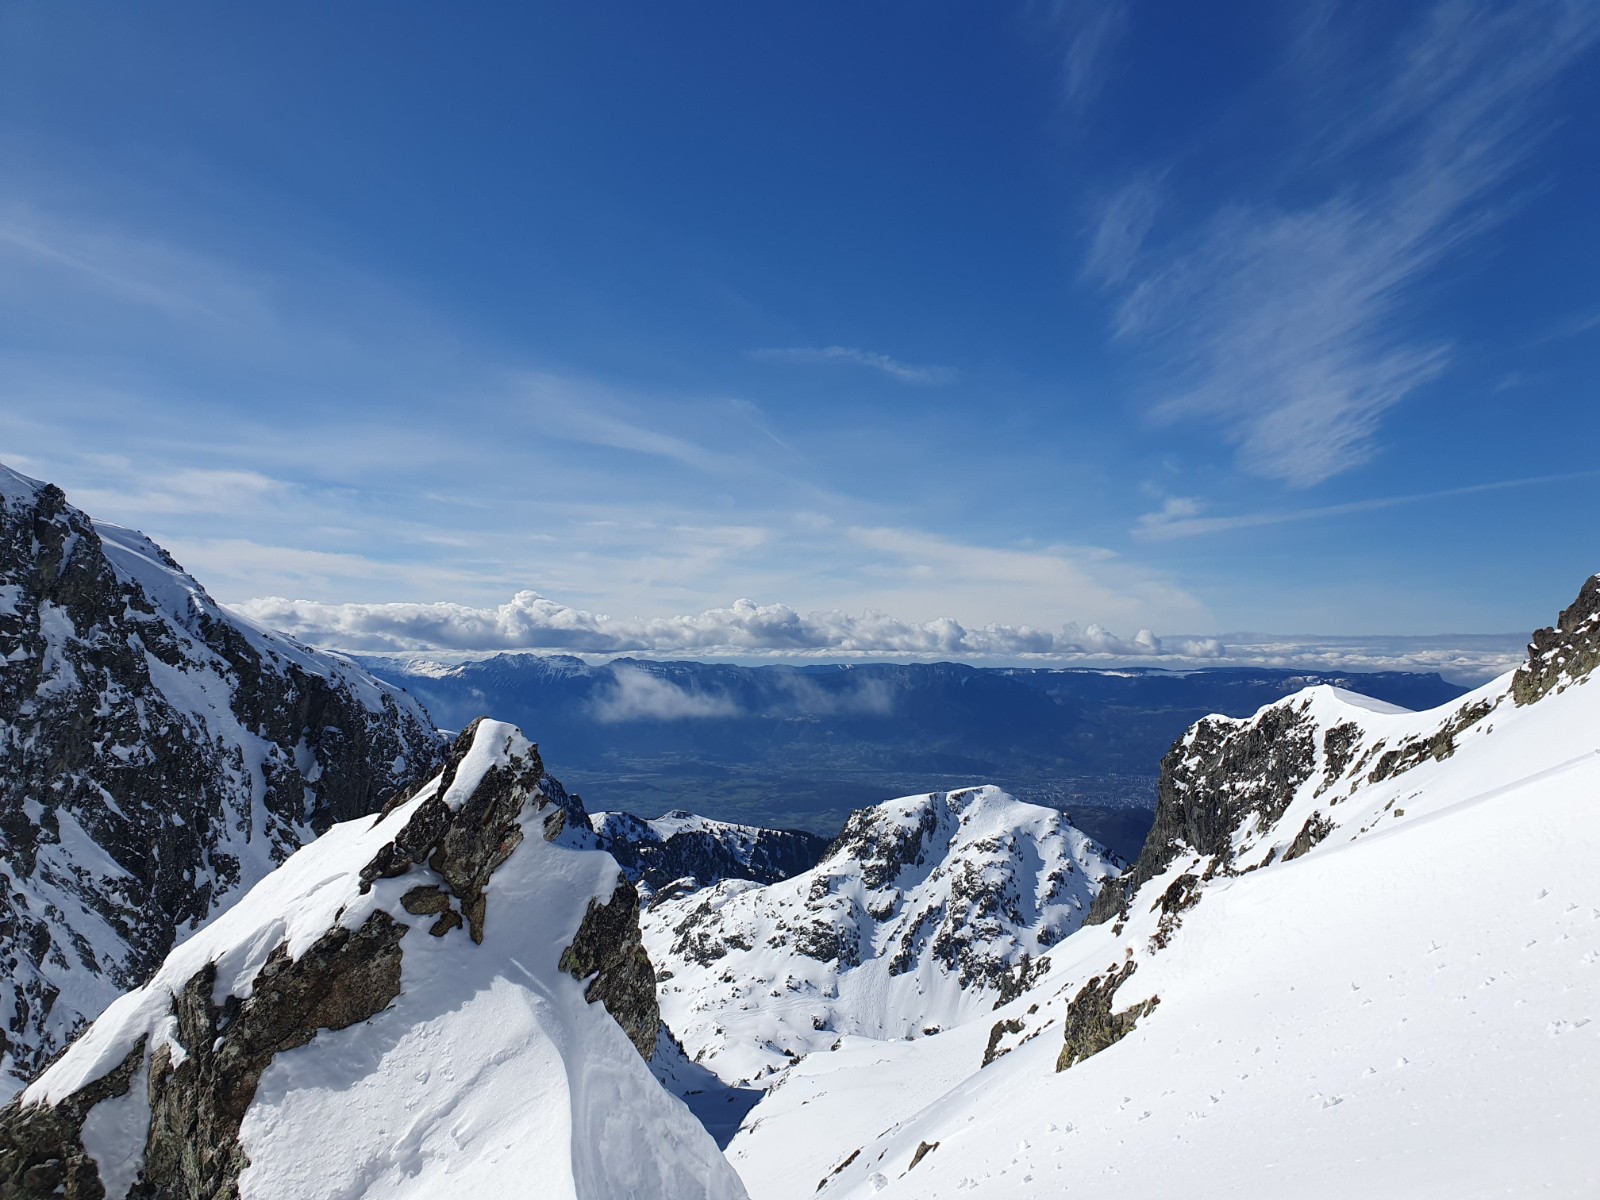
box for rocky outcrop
[1512,574,1600,706]
[0,464,443,1093]
[591,810,828,904]
[560,881,658,1058]
[1055,961,1160,1072]
[0,720,685,1200]
[1088,701,1318,925]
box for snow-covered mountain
[591,809,829,904]
[645,786,1122,1087]
[0,718,747,1200]
[0,465,443,1095]
[724,576,1600,1199]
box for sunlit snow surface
[25,721,746,1200]
[729,676,1600,1198]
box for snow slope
[1,719,746,1200]
[646,786,1121,1087]
[728,581,1600,1198]
[0,463,442,1095]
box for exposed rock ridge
[1512,573,1600,705]
[1087,701,1318,925]
[1088,681,1505,929]
[0,719,666,1199]
[0,464,443,1092]
[1055,960,1160,1072]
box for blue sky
[2,1,1598,669]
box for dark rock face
[1512,574,1600,706]
[828,801,944,892]
[1362,697,1496,785]
[1088,702,1317,925]
[592,810,828,903]
[0,1038,146,1199]
[0,913,408,1200]
[1055,961,1160,1072]
[0,466,443,1090]
[137,915,407,1199]
[560,880,658,1058]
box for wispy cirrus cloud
[1134,468,1600,541]
[749,345,956,385]
[1092,0,1600,487]
[1036,0,1134,110]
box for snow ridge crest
[0,719,733,1200]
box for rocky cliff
[0,464,443,1094]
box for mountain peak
[0,718,743,1199]
[645,786,1121,1086]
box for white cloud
[235,591,1523,681]
[749,346,955,385]
[1082,175,1163,288]
[1182,632,1524,685]
[232,588,1214,661]
[1096,0,1600,486]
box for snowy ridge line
[591,809,830,906]
[0,718,747,1199]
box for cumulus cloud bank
[235,590,1219,660]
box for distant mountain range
[359,653,1468,859]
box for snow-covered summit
[646,785,1121,1087]
[0,463,443,1094]
[0,718,747,1200]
